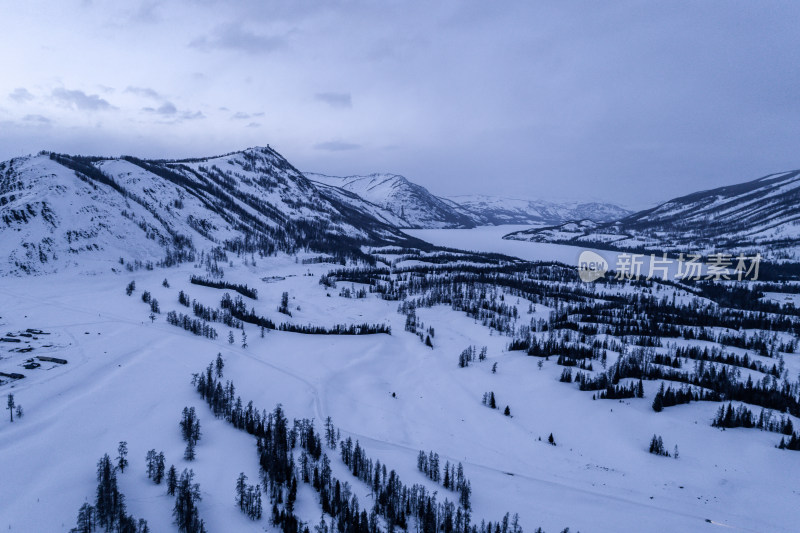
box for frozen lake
[406,225,595,266]
[406,225,746,282]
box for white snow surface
[1,252,798,533]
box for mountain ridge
[306,172,631,229]
[505,168,800,260]
[0,147,421,275]
[305,172,476,229]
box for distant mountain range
[306,172,631,229]
[3,143,798,276]
[505,169,800,260]
[447,195,632,227]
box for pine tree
[548,433,555,446]
[184,440,196,461]
[74,503,95,533]
[236,472,248,511]
[228,331,235,344]
[279,292,291,315]
[652,391,664,412]
[173,469,204,533]
[155,453,166,484]
[504,406,511,417]
[167,465,178,496]
[489,392,497,409]
[459,479,471,510]
[146,449,157,480]
[215,353,224,378]
[117,441,129,473]
[7,394,14,422]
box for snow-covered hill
[449,195,631,226]
[506,169,800,260]
[0,148,420,275]
[306,172,475,229]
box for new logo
[577,250,608,282]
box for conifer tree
[167,465,178,496]
[6,394,14,422]
[236,472,248,511]
[74,503,95,533]
[155,452,166,484]
[173,469,205,533]
[215,353,224,378]
[117,441,129,473]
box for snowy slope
[0,148,419,275]
[506,169,800,259]
[306,172,476,229]
[1,256,799,533]
[449,195,631,226]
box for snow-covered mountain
[307,172,630,229]
[306,172,475,229]
[449,195,632,226]
[506,169,800,259]
[0,147,419,275]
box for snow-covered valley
[2,248,799,533]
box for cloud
[315,92,352,108]
[181,111,204,121]
[142,102,204,122]
[246,122,260,128]
[22,114,52,124]
[313,140,361,151]
[189,23,287,54]
[143,101,178,115]
[9,88,34,103]
[51,88,115,111]
[130,1,162,24]
[231,111,265,120]
[125,86,162,100]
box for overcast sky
[2,1,799,208]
